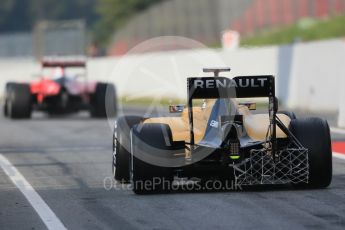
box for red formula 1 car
[3,59,117,119]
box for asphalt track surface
[0,106,345,230]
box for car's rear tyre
[91,83,117,118]
[131,123,174,194]
[290,117,332,188]
[113,116,143,183]
[6,83,32,119]
[3,83,15,117]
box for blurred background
[0,0,344,57]
[0,0,345,125]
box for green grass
[119,96,186,106]
[241,15,345,47]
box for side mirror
[169,105,185,113]
[239,102,256,110]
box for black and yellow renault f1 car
[113,68,332,194]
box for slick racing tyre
[91,83,117,118]
[131,123,174,194]
[3,82,15,117]
[113,116,143,183]
[6,83,32,119]
[290,117,332,188]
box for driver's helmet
[50,67,75,80]
[51,67,65,79]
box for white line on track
[330,127,345,135]
[0,154,67,230]
[333,152,345,161]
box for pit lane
[0,107,344,230]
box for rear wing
[187,75,275,99]
[187,74,277,152]
[41,60,86,68]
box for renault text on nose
[193,78,268,89]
